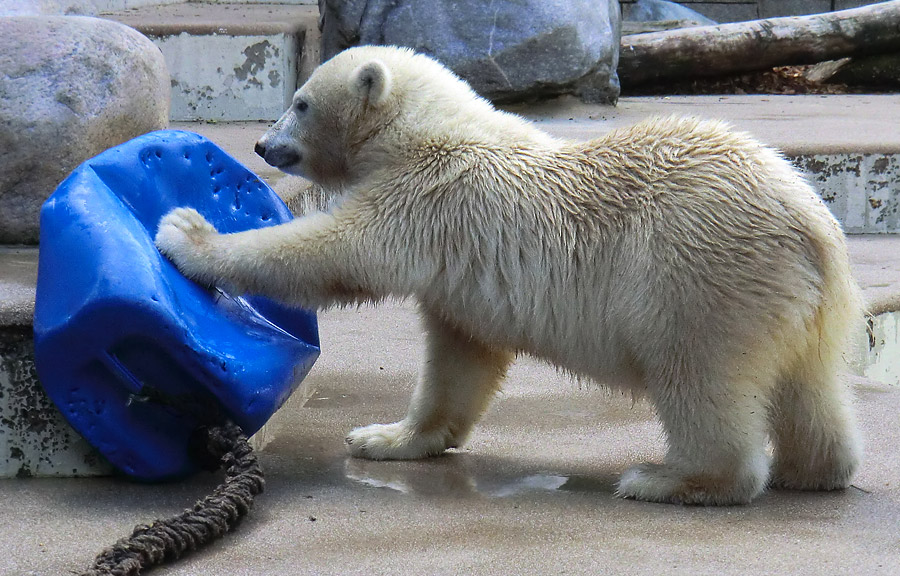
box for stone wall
[620,0,887,22]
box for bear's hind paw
[616,463,765,506]
[770,459,857,492]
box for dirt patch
[623,65,896,96]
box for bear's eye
[295,100,309,113]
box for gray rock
[0,0,97,16]
[320,0,621,105]
[0,16,170,244]
[626,0,717,25]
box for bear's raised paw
[155,207,216,252]
[155,207,220,284]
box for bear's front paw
[155,208,219,280]
[156,207,216,251]
[346,421,451,461]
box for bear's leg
[769,369,861,491]
[617,367,772,505]
[346,312,512,460]
[155,207,384,308]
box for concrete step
[101,2,320,122]
[178,94,900,234]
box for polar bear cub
[156,46,862,505]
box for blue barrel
[34,130,319,480]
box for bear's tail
[768,202,863,490]
[807,215,865,374]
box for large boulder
[319,0,621,105]
[0,0,96,16]
[626,0,717,25]
[0,16,170,244]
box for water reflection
[344,456,608,498]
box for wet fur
[156,46,862,505]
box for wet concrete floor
[4,300,900,575]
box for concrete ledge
[104,4,320,121]
[511,95,900,233]
[507,95,900,155]
[0,326,112,478]
[179,95,900,177]
[1,248,111,477]
[792,153,900,234]
[104,2,316,36]
[0,247,38,328]
[181,95,900,232]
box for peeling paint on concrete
[0,325,278,476]
[153,32,300,121]
[0,328,112,478]
[790,153,900,233]
[233,39,273,81]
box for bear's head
[255,46,491,188]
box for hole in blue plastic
[108,338,220,420]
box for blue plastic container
[34,130,319,481]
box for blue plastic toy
[34,130,319,481]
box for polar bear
[156,46,862,505]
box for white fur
[156,46,863,505]
[351,60,392,107]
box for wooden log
[619,1,900,87]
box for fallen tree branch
[619,0,900,87]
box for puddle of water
[344,457,586,499]
[303,390,357,408]
[480,474,569,498]
[344,457,476,496]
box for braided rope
[81,422,265,576]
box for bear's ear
[351,59,392,107]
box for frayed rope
[81,422,264,576]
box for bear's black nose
[254,141,266,159]
[254,141,300,168]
